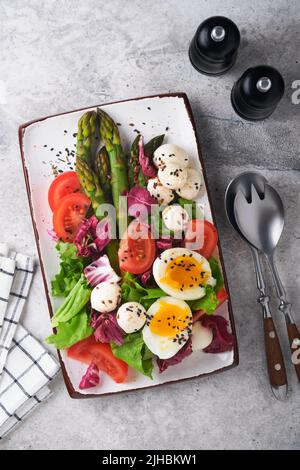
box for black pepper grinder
[189,16,240,75]
[231,65,285,120]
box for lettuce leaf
[177,197,198,219]
[188,258,224,314]
[188,286,218,314]
[51,275,91,327]
[51,241,90,298]
[209,257,224,293]
[111,331,154,378]
[46,307,93,349]
[121,272,165,309]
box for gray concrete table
[0,0,299,450]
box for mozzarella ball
[91,282,121,313]
[116,302,147,334]
[147,177,174,205]
[176,169,202,200]
[192,321,213,351]
[153,144,190,168]
[158,163,187,190]
[162,205,189,233]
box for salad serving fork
[225,172,288,400]
[234,180,300,385]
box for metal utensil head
[225,171,268,237]
[234,183,285,255]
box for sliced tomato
[48,171,82,212]
[118,219,156,274]
[185,219,218,259]
[216,287,228,306]
[67,336,128,384]
[53,192,90,243]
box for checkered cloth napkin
[0,243,59,439]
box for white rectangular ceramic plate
[19,93,238,398]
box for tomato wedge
[53,192,90,243]
[216,287,228,306]
[67,336,128,383]
[118,219,156,274]
[48,171,82,212]
[185,219,218,259]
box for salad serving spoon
[225,172,288,400]
[234,181,300,384]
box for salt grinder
[231,65,285,120]
[189,16,240,75]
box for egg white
[142,297,192,359]
[152,247,216,301]
[192,321,213,351]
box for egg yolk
[160,255,210,291]
[150,300,191,338]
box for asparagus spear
[144,134,165,158]
[95,146,112,202]
[76,111,97,165]
[128,134,145,187]
[97,108,128,227]
[76,156,106,212]
[128,134,165,188]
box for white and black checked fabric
[0,251,35,375]
[0,244,60,439]
[0,254,15,331]
[0,324,59,438]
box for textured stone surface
[0,0,300,450]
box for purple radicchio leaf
[93,312,124,346]
[140,269,153,287]
[74,218,93,257]
[84,254,121,288]
[157,337,192,373]
[138,135,157,178]
[156,236,184,251]
[127,185,157,219]
[156,236,173,251]
[74,216,112,258]
[79,363,100,389]
[201,315,234,354]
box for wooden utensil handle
[287,323,300,383]
[264,317,287,387]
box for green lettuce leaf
[46,307,93,349]
[111,331,154,378]
[177,197,198,219]
[209,257,224,293]
[121,272,165,309]
[51,241,90,298]
[51,275,91,327]
[188,286,218,314]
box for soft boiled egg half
[153,247,216,301]
[143,296,192,359]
